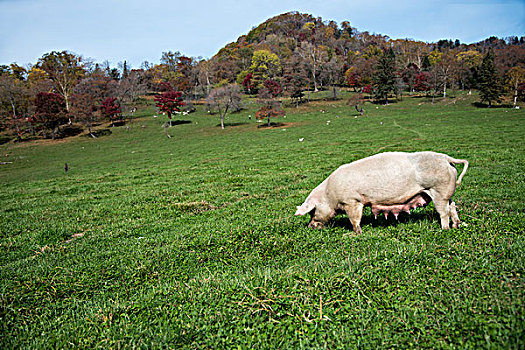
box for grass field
[1,91,524,348]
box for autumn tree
[248,50,281,91]
[345,67,362,91]
[478,49,504,107]
[414,71,431,93]
[372,49,396,104]
[194,59,213,96]
[154,90,185,125]
[456,50,482,93]
[100,97,122,126]
[0,75,30,139]
[505,66,525,107]
[33,92,67,139]
[206,84,242,129]
[401,63,419,93]
[117,69,146,116]
[282,54,308,107]
[320,55,344,100]
[256,82,285,127]
[36,51,85,112]
[432,50,459,98]
[70,75,116,137]
[296,42,327,92]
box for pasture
[1,92,524,348]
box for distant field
[1,92,524,348]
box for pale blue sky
[1,0,523,68]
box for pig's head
[295,199,331,229]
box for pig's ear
[295,202,315,216]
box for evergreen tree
[478,49,503,107]
[422,56,431,71]
[372,48,396,104]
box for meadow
[0,91,524,348]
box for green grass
[1,92,524,348]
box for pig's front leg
[344,202,364,234]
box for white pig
[295,151,468,233]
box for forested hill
[1,11,524,142]
[208,11,524,91]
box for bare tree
[117,69,146,117]
[320,56,344,100]
[296,42,327,92]
[207,84,242,129]
[0,75,30,139]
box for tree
[248,50,281,91]
[33,92,67,139]
[296,42,327,92]
[70,75,116,137]
[206,84,242,129]
[432,50,459,98]
[372,49,396,104]
[282,54,308,107]
[478,49,503,107]
[36,51,85,112]
[100,97,122,126]
[262,79,283,98]
[154,90,185,125]
[256,83,285,127]
[456,50,482,93]
[117,69,146,116]
[345,67,362,91]
[505,66,525,107]
[414,72,431,92]
[320,55,344,100]
[0,75,30,140]
[70,92,97,137]
[401,63,420,93]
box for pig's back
[327,152,424,205]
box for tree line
[1,11,524,141]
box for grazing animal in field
[295,151,468,233]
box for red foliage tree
[345,70,361,91]
[154,90,185,124]
[157,81,173,92]
[33,92,67,139]
[362,84,372,94]
[100,97,122,126]
[263,79,283,98]
[255,106,285,127]
[242,73,253,93]
[414,72,431,92]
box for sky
[0,0,524,68]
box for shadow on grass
[61,125,85,138]
[0,136,12,145]
[169,120,192,126]
[330,210,439,231]
[257,122,287,129]
[472,102,514,109]
[215,122,248,128]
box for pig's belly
[369,192,432,219]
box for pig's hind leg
[449,201,461,228]
[344,202,364,234]
[428,189,452,230]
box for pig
[295,151,468,233]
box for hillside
[1,92,524,347]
